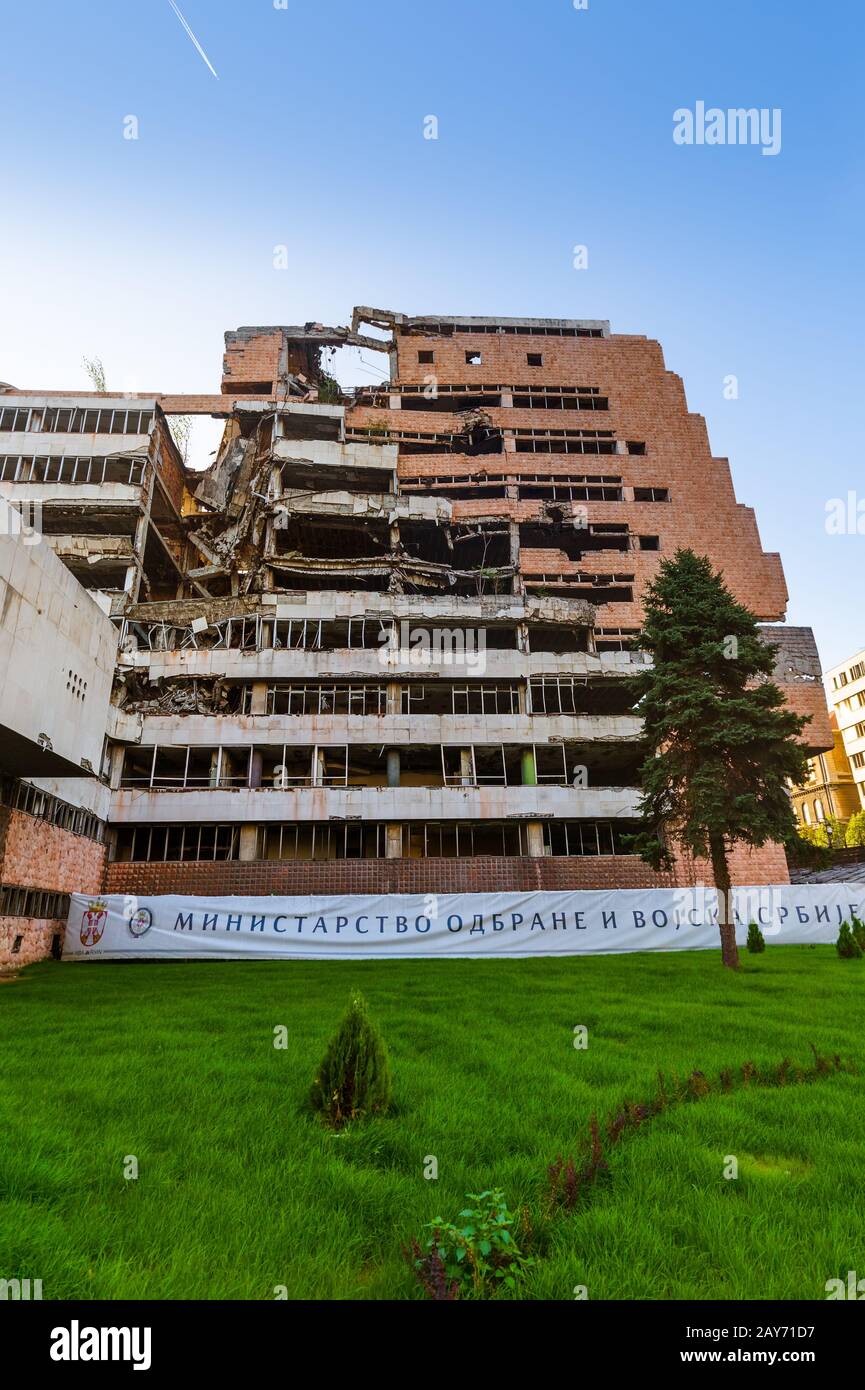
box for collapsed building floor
[0,308,834,927]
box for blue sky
[1,0,862,667]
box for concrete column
[386,749,401,788]
[509,520,522,596]
[386,681,402,715]
[209,749,221,787]
[238,825,259,861]
[518,681,529,715]
[526,822,545,857]
[385,824,403,859]
[500,390,514,408]
[108,743,125,791]
[249,750,264,789]
[521,747,537,786]
[250,681,268,715]
[460,748,474,786]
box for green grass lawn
[1,947,864,1300]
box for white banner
[63,885,865,961]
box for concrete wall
[108,784,641,825]
[0,511,118,776]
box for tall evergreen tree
[628,550,810,969]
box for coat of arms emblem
[80,899,107,947]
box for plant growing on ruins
[309,989,392,1128]
[627,550,810,970]
[82,355,107,391]
[836,922,862,960]
[168,415,192,463]
[316,371,343,404]
[746,922,766,953]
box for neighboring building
[826,647,865,811]
[0,309,835,931]
[0,502,116,967]
[789,714,860,829]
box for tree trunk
[709,833,739,970]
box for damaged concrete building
[0,308,833,958]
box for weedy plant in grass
[405,1189,535,1299]
[836,922,863,960]
[406,1048,857,1297]
[309,989,392,1129]
[747,922,766,953]
[544,1049,853,1216]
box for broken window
[313,746,349,787]
[121,746,157,787]
[594,627,642,653]
[441,746,473,786]
[527,626,589,655]
[258,823,386,860]
[626,441,646,455]
[400,391,502,413]
[543,821,635,856]
[527,353,543,366]
[529,677,584,715]
[515,430,617,455]
[0,455,146,486]
[410,822,528,857]
[465,350,482,366]
[533,744,569,785]
[524,576,635,604]
[266,683,388,716]
[633,487,669,502]
[518,475,622,502]
[418,350,435,364]
[512,388,608,411]
[13,407,154,436]
[158,747,196,789]
[111,824,239,862]
[473,746,508,786]
[447,683,521,715]
[268,618,393,652]
[0,407,33,432]
[268,746,313,788]
[528,675,635,715]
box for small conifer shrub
[746,922,766,953]
[310,990,392,1128]
[850,915,865,952]
[836,922,863,960]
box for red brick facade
[0,806,105,970]
[104,840,788,898]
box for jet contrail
[167,0,219,79]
